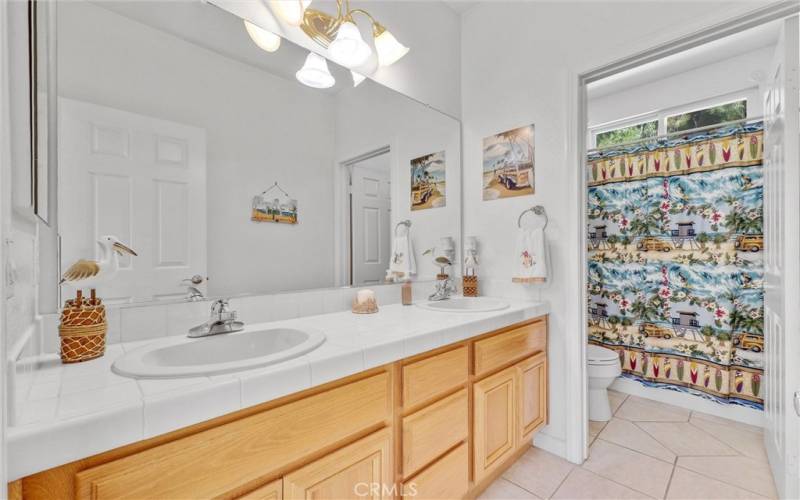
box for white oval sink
[112,327,325,379]
[416,297,510,313]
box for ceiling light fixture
[295,51,335,88]
[372,23,409,67]
[329,19,371,68]
[351,71,366,87]
[276,0,409,67]
[243,20,281,53]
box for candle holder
[351,296,379,314]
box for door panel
[763,16,800,500]
[351,159,391,286]
[517,353,547,443]
[474,366,516,481]
[283,429,393,500]
[59,98,207,303]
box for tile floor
[479,391,776,499]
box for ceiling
[442,1,480,15]
[587,19,782,98]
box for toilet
[587,344,622,421]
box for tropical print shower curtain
[587,122,764,410]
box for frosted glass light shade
[273,0,311,26]
[296,52,335,89]
[244,20,281,53]
[374,28,409,67]
[329,21,372,68]
[351,71,366,87]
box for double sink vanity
[12,0,551,497]
[9,298,548,499]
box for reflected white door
[59,98,207,303]
[763,16,800,500]
[351,159,391,286]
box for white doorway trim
[567,0,800,465]
[333,145,392,288]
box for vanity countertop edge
[8,298,549,480]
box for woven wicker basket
[463,276,478,297]
[59,296,107,363]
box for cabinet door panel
[517,353,547,444]
[284,429,393,500]
[237,479,282,500]
[473,366,516,481]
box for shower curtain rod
[587,115,765,154]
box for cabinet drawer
[75,372,391,499]
[403,346,468,407]
[284,429,392,500]
[403,442,468,499]
[474,320,546,377]
[402,389,468,477]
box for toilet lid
[588,344,619,363]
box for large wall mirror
[40,0,461,306]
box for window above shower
[589,92,753,149]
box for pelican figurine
[60,235,138,295]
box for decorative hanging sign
[251,182,298,224]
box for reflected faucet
[182,275,205,301]
[428,277,456,301]
[188,299,244,338]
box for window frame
[589,88,758,149]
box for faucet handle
[211,298,230,314]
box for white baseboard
[533,431,570,461]
[611,377,764,427]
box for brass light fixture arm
[298,0,386,48]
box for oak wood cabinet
[473,366,517,481]
[236,479,282,500]
[283,429,392,500]
[11,316,547,500]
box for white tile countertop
[8,297,548,480]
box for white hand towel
[512,227,548,283]
[390,235,416,279]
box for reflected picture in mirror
[50,0,461,306]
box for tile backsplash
[34,282,435,355]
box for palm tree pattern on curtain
[586,122,764,410]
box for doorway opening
[338,146,392,287]
[574,4,799,497]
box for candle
[356,289,375,304]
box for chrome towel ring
[517,205,548,230]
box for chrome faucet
[428,277,456,301]
[188,299,244,338]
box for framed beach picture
[410,150,446,211]
[482,124,535,200]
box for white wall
[334,80,462,281]
[212,0,462,118]
[58,1,338,298]
[460,0,776,460]
[588,46,772,127]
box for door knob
[182,275,204,285]
[793,391,800,417]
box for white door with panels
[59,98,207,303]
[350,156,391,286]
[762,16,800,500]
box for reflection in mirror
[53,0,460,305]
